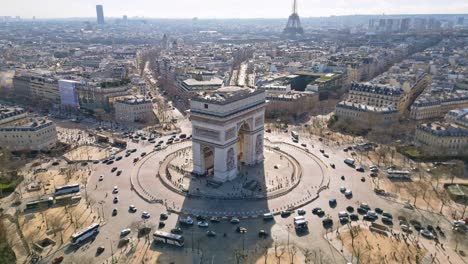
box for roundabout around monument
[131,138,331,218]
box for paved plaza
[131,140,329,217]
[164,145,298,199]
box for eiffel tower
[283,0,304,37]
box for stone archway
[237,122,251,164]
[190,87,266,182]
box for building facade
[114,96,154,123]
[0,105,57,151]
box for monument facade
[189,87,266,182]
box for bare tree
[289,244,297,264]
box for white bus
[54,184,80,196]
[153,231,184,247]
[71,223,100,245]
[387,170,410,179]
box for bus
[71,223,100,245]
[387,170,410,179]
[291,131,299,140]
[113,138,127,148]
[153,231,184,247]
[54,184,80,196]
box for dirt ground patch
[341,227,426,264]
[21,201,97,256]
[64,145,109,161]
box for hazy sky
[2,0,468,19]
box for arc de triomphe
[189,87,266,182]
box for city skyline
[2,0,468,19]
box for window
[204,104,208,109]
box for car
[344,190,353,197]
[370,168,378,173]
[346,206,354,212]
[125,153,131,157]
[363,215,377,222]
[340,217,349,224]
[107,160,114,165]
[322,218,333,227]
[158,222,165,228]
[258,230,269,238]
[329,198,337,207]
[375,208,383,214]
[142,211,150,219]
[312,207,322,215]
[367,210,377,218]
[112,208,118,216]
[382,217,393,225]
[236,226,247,233]
[171,228,183,234]
[179,216,194,225]
[102,159,109,164]
[297,209,306,215]
[111,167,117,173]
[420,229,434,239]
[360,203,371,210]
[113,197,119,203]
[414,224,423,232]
[99,175,104,181]
[370,172,378,177]
[129,205,137,212]
[160,213,168,220]
[427,225,436,233]
[338,211,349,218]
[131,148,137,153]
[230,218,240,224]
[113,186,119,193]
[120,228,131,237]
[343,148,349,152]
[357,207,368,215]
[281,210,292,217]
[361,177,366,182]
[382,212,393,219]
[350,214,359,221]
[206,230,216,237]
[210,216,220,223]
[198,221,209,228]
[356,167,365,172]
[196,215,206,221]
[400,224,413,233]
[93,160,100,164]
[292,138,298,143]
[330,163,335,169]
[301,143,307,147]
[96,246,105,254]
[51,161,60,166]
[340,186,346,193]
[133,157,139,163]
[319,149,325,153]
[116,170,122,176]
[323,153,329,158]
[116,156,122,161]
[316,210,325,217]
[52,256,64,264]
[140,152,146,157]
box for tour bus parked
[54,184,80,196]
[70,223,100,245]
[153,231,184,247]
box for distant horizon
[4,13,468,21]
[1,0,467,20]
